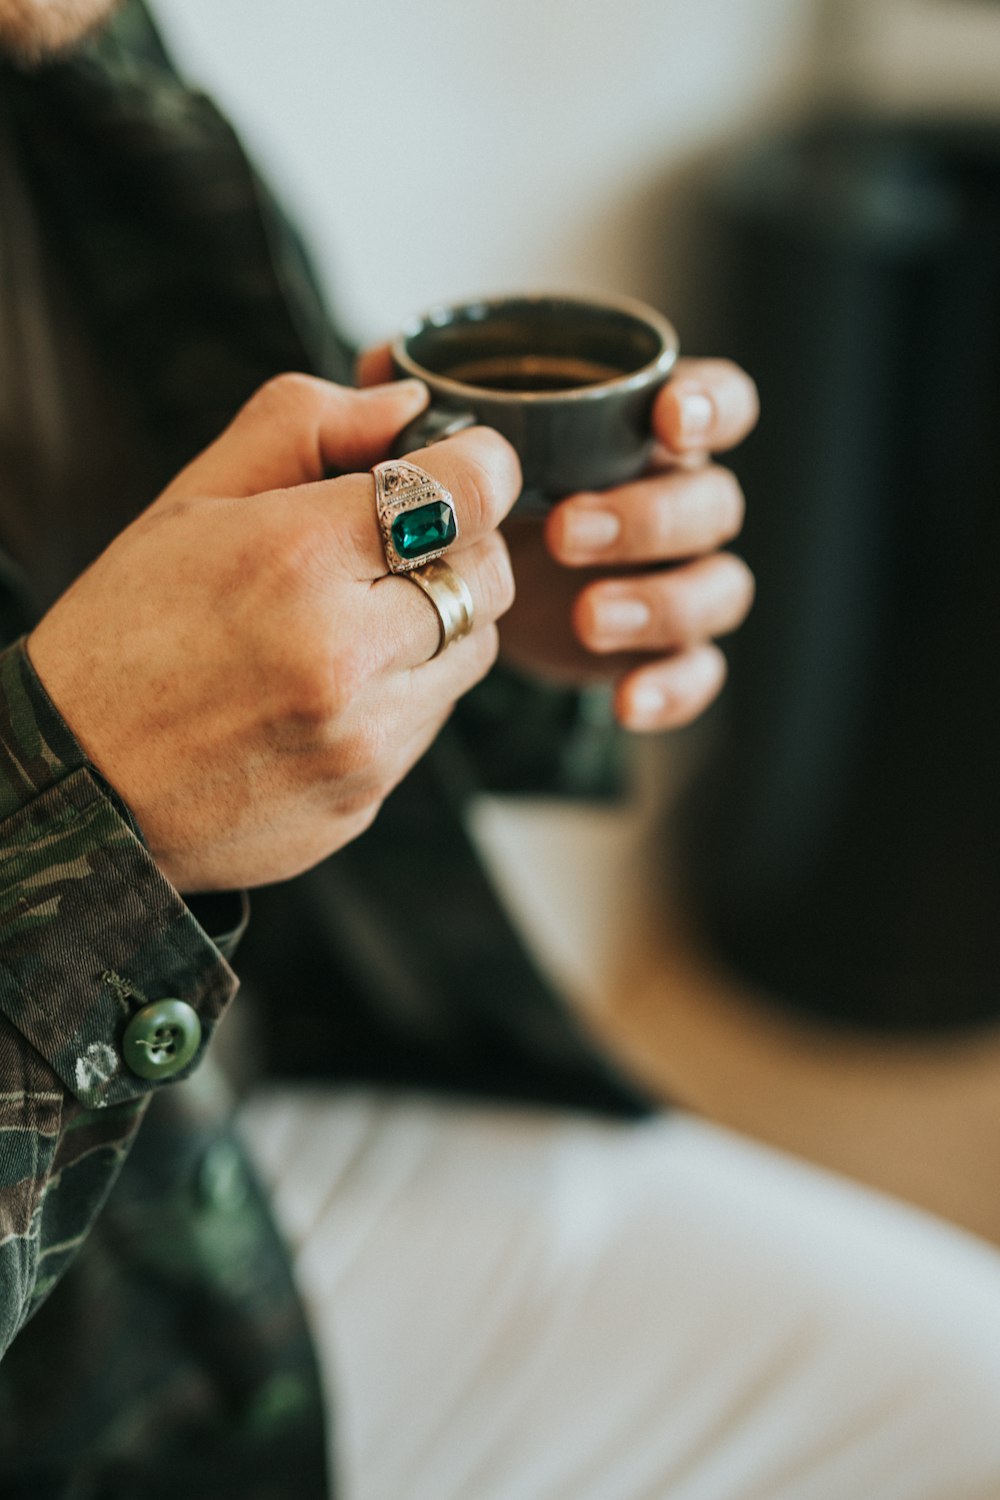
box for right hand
[27,374,520,892]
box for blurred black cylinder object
[676,117,1000,1030]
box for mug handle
[389,403,477,458]
[389,396,547,514]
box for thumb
[161,373,429,502]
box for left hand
[502,357,758,731]
[356,349,759,732]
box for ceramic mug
[390,292,679,508]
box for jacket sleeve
[0,638,243,1359]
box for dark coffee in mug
[390,293,679,505]
[441,353,625,393]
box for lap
[239,1089,1000,1500]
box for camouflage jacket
[0,7,645,1497]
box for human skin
[0,0,121,61]
[28,376,520,892]
[357,350,759,731]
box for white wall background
[152,0,1000,348]
[152,0,826,346]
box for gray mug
[391,292,679,509]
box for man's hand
[501,358,759,730]
[28,375,520,892]
[358,346,758,732]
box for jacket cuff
[0,639,242,1108]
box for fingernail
[627,649,725,728]
[561,509,621,554]
[594,596,651,636]
[677,388,714,442]
[630,684,666,723]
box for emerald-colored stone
[391,500,456,560]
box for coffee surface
[442,352,623,392]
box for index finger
[296,424,523,582]
[161,373,430,503]
[654,358,760,456]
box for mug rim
[391,291,680,404]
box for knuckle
[445,623,500,690]
[282,634,369,727]
[341,798,383,840]
[477,532,516,618]
[712,468,746,540]
[240,373,342,487]
[451,428,522,525]
[454,457,494,533]
[659,583,699,642]
[286,663,349,727]
[249,371,321,418]
[318,722,394,808]
[332,780,384,824]
[344,711,393,775]
[649,489,679,552]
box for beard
[0,0,123,63]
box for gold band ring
[405,559,475,659]
[372,458,459,574]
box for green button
[123,999,202,1081]
[390,500,456,561]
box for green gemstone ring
[372,458,459,574]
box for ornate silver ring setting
[372,458,459,575]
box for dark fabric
[0,4,354,491]
[0,1071,330,1500]
[0,629,243,1360]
